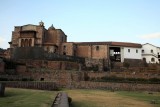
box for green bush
[123,62,130,69]
[149,78,160,83]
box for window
[136,49,138,53]
[128,49,130,53]
[143,58,146,62]
[29,39,32,47]
[40,78,44,81]
[151,49,153,53]
[151,58,155,62]
[63,45,66,50]
[63,52,66,55]
[62,36,64,42]
[21,39,24,47]
[96,46,99,51]
[54,49,57,53]
[142,50,144,53]
[158,54,160,58]
[47,47,49,52]
[25,39,29,47]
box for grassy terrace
[0,88,160,107]
[0,88,55,107]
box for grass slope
[117,91,160,107]
[65,89,157,107]
[0,88,56,107]
[0,88,160,107]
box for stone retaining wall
[52,92,69,107]
[5,81,58,91]
[73,81,160,92]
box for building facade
[142,43,160,63]
[8,21,159,65]
[9,21,67,54]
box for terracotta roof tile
[75,41,142,48]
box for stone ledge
[52,92,69,107]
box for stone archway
[29,39,32,47]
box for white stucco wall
[142,55,159,63]
[157,47,160,54]
[142,44,157,55]
[142,43,159,63]
[121,47,142,62]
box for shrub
[68,97,72,104]
[149,78,160,83]
[22,78,28,81]
[123,62,130,69]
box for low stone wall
[5,81,58,91]
[73,81,160,92]
[86,71,160,80]
[11,47,84,63]
[3,80,160,92]
[52,92,69,107]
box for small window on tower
[62,36,63,42]
[63,45,66,50]
[136,49,138,53]
[96,46,99,51]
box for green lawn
[0,88,160,107]
[65,89,160,107]
[0,88,56,107]
[117,91,160,107]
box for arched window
[25,39,28,47]
[151,49,153,53]
[63,45,66,50]
[142,50,144,53]
[63,52,66,55]
[96,46,99,51]
[29,39,32,47]
[21,39,24,47]
[47,47,49,52]
[151,58,155,62]
[143,58,146,62]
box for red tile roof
[75,41,142,48]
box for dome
[48,24,55,30]
[45,28,57,44]
[39,20,44,26]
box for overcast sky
[0,0,160,49]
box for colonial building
[142,43,160,63]
[9,21,67,54]
[9,21,143,64]
[8,21,160,72]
